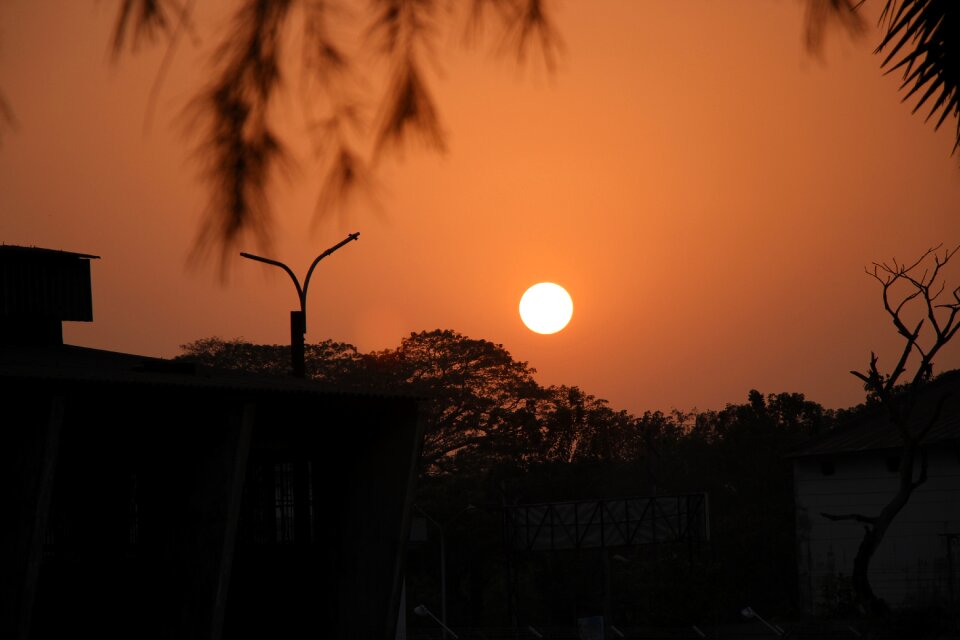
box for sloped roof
[789,370,960,457]
[0,244,99,260]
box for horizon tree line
[178,245,960,620]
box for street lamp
[239,232,359,377]
[414,504,476,640]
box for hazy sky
[2,1,959,416]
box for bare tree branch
[838,243,960,612]
[855,245,960,398]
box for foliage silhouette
[91,0,958,265]
[811,1,960,148]
[366,329,547,473]
[104,0,561,268]
[178,335,363,382]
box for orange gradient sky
[2,1,959,415]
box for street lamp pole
[240,231,359,377]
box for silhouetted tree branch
[825,244,959,614]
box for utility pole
[240,232,359,378]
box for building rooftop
[0,244,100,260]
[789,370,960,457]
[0,342,421,404]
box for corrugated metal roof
[789,370,960,457]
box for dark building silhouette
[791,373,960,613]
[0,246,424,640]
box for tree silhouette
[178,335,364,382]
[535,385,635,464]
[372,329,546,474]
[177,332,849,624]
[667,391,832,620]
[821,244,960,614]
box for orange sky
[2,1,959,416]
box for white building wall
[794,448,960,613]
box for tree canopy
[178,329,846,624]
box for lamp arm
[239,252,305,310]
[302,232,360,306]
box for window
[239,459,316,545]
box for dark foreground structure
[791,372,960,615]
[0,246,425,640]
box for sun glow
[519,283,573,334]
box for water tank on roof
[0,245,99,345]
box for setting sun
[519,283,574,335]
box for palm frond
[368,0,440,55]
[111,0,178,58]
[0,89,16,146]
[499,0,563,70]
[462,0,519,45]
[367,0,446,156]
[106,0,561,264]
[877,0,960,151]
[803,0,867,53]
[301,0,352,90]
[313,146,380,228]
[188,0,293,272]
[374,54,446,156]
